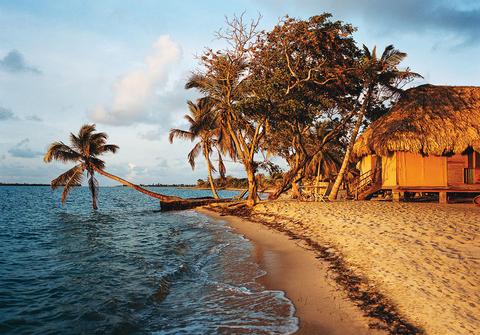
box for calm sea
[0,186,298,334]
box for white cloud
[90,35,182,125]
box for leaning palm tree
[329,45,422,200]
[45,124,176,209]
[169,99,226,199]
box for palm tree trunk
[204,147,220,199]
[92,166,181,201]
[329,93,370,200]
[92,196,98,210]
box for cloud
[138,127,170,141]
[90,35,182,125]
[8,138,43,158]
[0,50,41,74]
[0,107,16,120]
[26,115,43,122]
[264,0,480,46]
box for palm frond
[169,129,195,143]
[185,73,207,90]
[56,165,85,204]
[97,144,119,154]
[89,132,108,147]
[381,45,406,67]
[78,124,96,138]
[362,44,371,59]
[74,124,96,154]
[188,141,203,169]
[89,157,106,170]
[184,114,196,125]
[69,133,82,152]
[44,142,81,163]
[218,151,226,180]
[51,164,85,190]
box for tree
[44,124,177,209]
[248,14,361,199]
[186,14,265,207]
[169,99,226,199]
[329,45,422,200]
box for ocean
[0,186,298,334]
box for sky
[0,0,479,185]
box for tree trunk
[291,167,303,199]
[93,167,181,201]
[329,93,371,200]
[204,148,220,199]
[246,164,258,207]
[92,196,98,210]
[269,153,308,200]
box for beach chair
[233,189,248,200]
[314,182,332,202]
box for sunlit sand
[243,201,480,335]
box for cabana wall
[358,151,480,202]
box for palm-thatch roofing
[353,84,480,158]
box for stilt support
[439,191,448,204]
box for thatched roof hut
[353,84,480,158]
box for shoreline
[209,200,480,335]
[198,207,388,335]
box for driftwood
[159,197,233,211]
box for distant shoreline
[0,183,51,187]
[0,183,270,193]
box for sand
[242,200,480,335]
[198,208,387,335]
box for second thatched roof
[353,84,480,158]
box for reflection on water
[0,186,298,334]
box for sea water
[0,186,298,334]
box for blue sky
[0,0,479,185]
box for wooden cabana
[353,84,480,203]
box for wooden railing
[351,167,381,200]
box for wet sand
[198,208,387,335]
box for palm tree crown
[44,124,119,209]
[169,99,226,199]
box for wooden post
[392,191,400,202]
[439,191,448,204]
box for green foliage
[177,12,420,201]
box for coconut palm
[329,45,422,200]
[169,99,226,199]
[45,124,174,209]
[185,54,264,207]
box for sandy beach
[208,201,480,335]
[198,208,388,335]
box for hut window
[476,152,480,168]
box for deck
[384,184,480,203]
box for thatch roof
[353,84,480,158]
